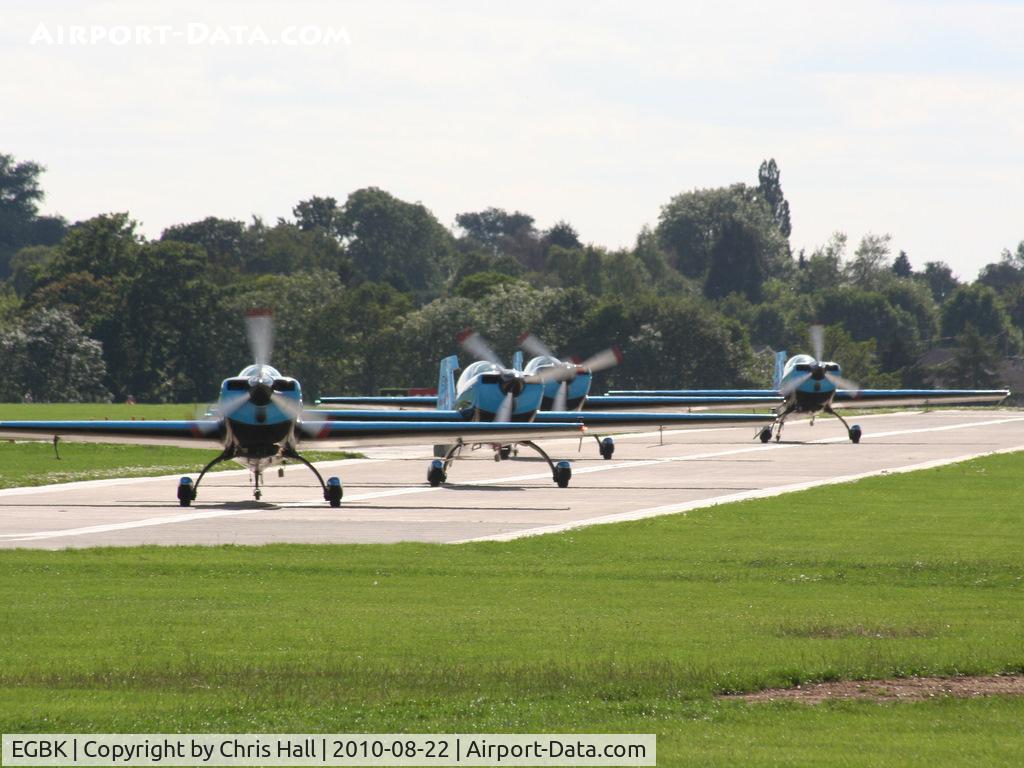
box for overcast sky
[2,1,1022,279]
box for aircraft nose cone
[499,372,525,396]
[811,365,826,381]
[249,381,273,406]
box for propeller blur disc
[495,391,514,422]
[518,332,556,360]
[810,324,824,363]
[458,329,504,367]
[581,347,623,373]
[247,309,274,367]
[553,381,568,411]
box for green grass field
[0,403,201,421]
[1,453,1022,765]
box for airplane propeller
[783,324,860,394]
[458,329,505,368]
[247,309,274,368]
[810,323,825,364]
[518,333,624,411]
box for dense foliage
[0,152,1018,402]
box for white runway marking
[3,414,1021,543]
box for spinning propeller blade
[810,324,825,363]
[781,372,811,395]
[458,329,504,367]
[553,381,568,411]
[517,332,556,360]
[247,309,274,367]
[580,347,624,373]
[495,391,514,422]
[525,364,576,384]
[270,391,303,420]
[825,372,861,392]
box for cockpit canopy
[785,354,841,377]
[523,355,562,374]
[457,360,502,391]
[239,364,282,379]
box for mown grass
[1,453,1023,765]
[0,403,200,421]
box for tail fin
[437,355,459,410]
[512,350,524,371]
[772,351,787,390]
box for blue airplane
[0,312,629,503]
[608,325,1011,444]
[312,344,777,478]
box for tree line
[0,153,1019,403]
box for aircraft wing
[305,409,462,422]
[296,419,586,448]
[537,411,774,432]
[605,389,780,397]
[583,395,781,411]
[0,420,226,449]
[316,396,437,409]
[831,389,1011,409]
[306,409,774,435]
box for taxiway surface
[1,409,1021,549]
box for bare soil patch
[723,675,1024,704]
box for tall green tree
[941,284,1020,354]
[921,261,959,303]
[0,308,110,402]
[844,233,893,290]
[948,323,1002,388]
[757,158,792,238]
[656,183,790,294]
[892,250,912,277]
[292,196,339,232]
[337,187,456,295]
[0,153,66,277]
[161,217,246,273]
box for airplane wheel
[177,477,194,507]
[849,425,862,444]
[599,437,615,460]
[427,459,446,487]
[759,427,772,443]
[554,461,572,488]
[326,477,343,507]
[499,445,512,460]
[254,489,262,501]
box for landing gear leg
[521,441,572,487]
[774,412,790,442]
[178,447,236,507]
[282,448,343,506]
[756,405,793,444]
[826,406,862,443]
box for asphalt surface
[1,409,1022,549]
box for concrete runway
[1,409,1022,550]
